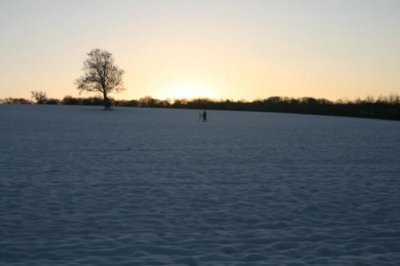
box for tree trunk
[103,92,111,109]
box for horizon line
[2,93,400,103]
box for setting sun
[156,82,217,100]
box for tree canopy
[76,49,124,109]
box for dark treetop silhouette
[75,49,124,109]
[31,90,47,104]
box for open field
[1,105,399,265]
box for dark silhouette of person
[202,110,207,122]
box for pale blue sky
[0,0,399,100]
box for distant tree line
[1,94,399,120]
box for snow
[1,104,400,265]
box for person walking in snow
[202,110,207,123]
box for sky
[0,0,399,101]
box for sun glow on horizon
[156,82,218,100]
[0,1,399,100]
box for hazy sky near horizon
[0,0,399,101]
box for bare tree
[76,49,124,109]
[31,90,47,104]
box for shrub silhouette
[1,94,399,120]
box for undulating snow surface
[1,105,400,266]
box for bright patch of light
[158,82,217,100]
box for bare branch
[75,49,125,108]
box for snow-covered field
[1,104,399,266]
